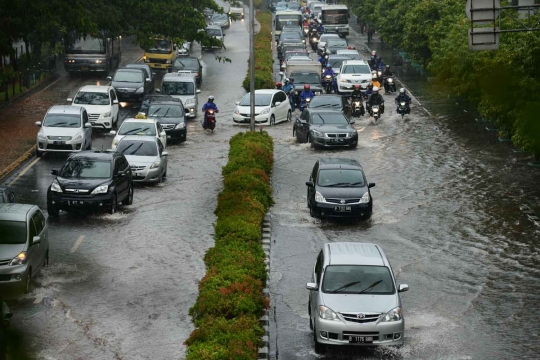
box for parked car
[47,151,133,216]
[110,118,167,150]
[117,136,168,183]
[146,101,187,142]
[35,105,93,157]
[306,242,409,353]
[171,57,203,85]
[293,109,357,148]
[305,158,375,219]
[0,203,49,294]
[68,85,119,129]
[337,60,372,94]
[124,64,156,93]
[0,186,15,203]
[108,67,152,102]
[233,89,292,125]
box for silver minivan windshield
[322,265,395,294]
[0,220,27,244]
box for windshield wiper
[50,122,68,127]
[356,280,383,294]
[120,143,134,153]
[68,122,80,126]
[162,107,171,118]
[329,280,362,293]
[324,182,353,187]
[150,108,162,117]
[123,127,149,135]
[129,143,145,155]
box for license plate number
[68,201,84,206]
[81,66,89,71]
[334,206,351,212]
[53,141,65,145]
[349,336,373,343]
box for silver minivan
[158,72,201,118]
[0,204,49,294]
[306,242,409,353]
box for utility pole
[249,0,256,131]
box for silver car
[0,203,49,294]
[306,242,409,353]
[116,136,168,183]
[35,105,92,157]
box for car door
[27,211,43,272]
[113,157,127,200]
[82,110,92,145]
[31,210,48,271]
[278,91,289,121]
[110,89,119,120]
[156,122,167,148]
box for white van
[158,73,201,118]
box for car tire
[270,115,276,126]
[309,203,319,218]
[313,323,326,354]
[122,184,133,206]
[163,167,167,178]
[86,140,92,150]
[23,268,32,294]
[158,172,163,183]
[307,134,315,148]
[287,110,292,122]
[292,125,296,137]
[108,193,117,214]
[48,202,59,217]
[351,141,358,149]
[309,308,313,330]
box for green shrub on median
[185,131,274,360]
[242,11,274,91]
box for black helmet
[208,95,215,102]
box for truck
[64,33,121,74]
[228,4,245,19]
[144,38,177,70]
[282,61,323,105]
[320,5,350,38]
[274,10,303,40]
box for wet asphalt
[2,7,540,360]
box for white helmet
[373,86,379,92]
[399,88,405,94]
[371,50,377,56]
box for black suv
[47,151,133,216]
[146,100,187,142]
[306,158,375,219]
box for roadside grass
[185,131,274,359]
[243,11,274,91]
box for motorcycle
[323,75,334,93]
[384,76,396,93]
[309,31,319,51]
[204,109,217,132]
[370,104,382,121]
[299,97,312,111]
[376,69,384,84]
[397,101,409,119]
[0,301,12,360]
[350,97,365,117]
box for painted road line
[7,157,41,186]
[70,235,85,253]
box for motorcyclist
[299,84,315,110]
[350,84,365,116]
[322,64,336,92]
[375,56,385,70]
[318,54,327,67]
[202,95,219,129]
[395,87,412,114]
[371,73,381,89]
[368,50,377,68]
[283,77,296,111]
[275,81,283,90]
[366,86,384,114]
[382,65,394,92]
[363,83,374,99]
[317,20,325,34]
[309,19,318,32]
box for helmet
[304,84,310,91]
[326,64,331,68]
[275,82,282,88]
[399,88,405,94]
[353,84,361,91]
[385,65,390,69]
[289,77,294,82]
[373,86,379,93]
[371,50,377,56]
[208,95,215,102]
[372,73,378,79]
[283,78,289,84]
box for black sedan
[308,94,349,113]
[146,101,188,142]
[108,68,152,102]
[293,109,358,148]
[171,57,203,85]
[306,158,375,219]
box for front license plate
[53,141,66,145]
[349,336,373,344]
[167,135,172,139]
[334,206,351,212]
[81,66,89,71]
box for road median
[185,131,274,359]
[243,11,274,91]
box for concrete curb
[0,146,35,183]
[0,73,60,111]
[258,212,271,359]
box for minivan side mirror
[275,101,281,106]
[35,121,42,126]
[398,284,409,293]
[51,169,59,176]
[84,123,92,128]
[146,78,151,82]
[107,76,112,81]
[196,89,201,94]
[32,236,41,245]
[109,130,117,135]
[160,131,166,137]
[156,89,161,93]
[235,101,240,105]
[305,181,314,187]
[113,99,119,104]
[368,182,376,188]
[67,98,73,102]
[162,151,168,157]
[306,282,318,290]
[349,120,355,125]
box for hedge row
[242,11,274,91]
[185,131,274,360]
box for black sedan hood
[316,185,368,199]
[56,178,111,191]
[311,123,354,133]
[149,116,183,125]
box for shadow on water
[3,327,35,360]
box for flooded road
[267,18,540,360]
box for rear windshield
[322,265,395,294]
[61,159,111,178]
[0,220,27,244]
[118,122,156,136]
[117,140,158,156]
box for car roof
[326,242,384,266]
[336,49,360,54]
[78,85,111,93]
[118,135,158,143]
[328,55,352,60]
[122,118,158,124]
[116,67,144,73]
[47,105,83,115]
[0,203,36,221]
[318,157,362,170]
[321,34,340,38]
[251,89,282,95]
[342,60,369,66]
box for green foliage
[186,131,274,358]
[243,11,274,91]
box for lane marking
[8,157,41,186]
[36,77,62,95]
[70,235,85,253]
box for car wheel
[163,166,168,178]
[307,133,315,148]
[122,184,133,206]
[24,268,32,294]
[270,115,276,126]
[313,323,326,354]
[309,307,313,330]
[158,171,163,183]
[48,202,59,217]
[36,146,42,157]
[86,140,92,150]
[351,141,358,149]
[108,193,117,214]
[309,202,319,218]
[287,110,292,122]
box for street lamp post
[249,0,256,131]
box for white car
[233,89,292,126]
[336,49,361,60]
[337,60,373,94]
[110,118,167,150]
[317,34,339,56]
[68,85,119,129]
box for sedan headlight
[50,179,62,193]
[381,307,402,322]
[311,130,323,137]
[175,122,186,129]
[315,191,325,203]
[91,184,109,195]
[318,305,339,320]
[100,111,111,119]
[72,133,83,141]
[184,98,196,104]
[359,191,370,203]
[340,79,351,83]
[9,252,27,266]
[234,109,240,115]
[150,161,161,169]
[135,87,144,94]
[37,132,47,140]
[259,107,270,115]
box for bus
[274,10,303,40]
[144,38,177,70]
[320,5,350,38]
[64,33,121,74]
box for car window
[28,218,37,240]
[311,113,349,125]
[31,212,43,235]
[8,191,15,203]
[43,114,81,128]
[315,250,323,284]
[148,104,185,118]
[74,91,110,105]
[118,122,157,136]
[0,220,27,244]
[322,265,395,294]
[157,139,164,154]
[161,81,195,95]
[34,210,46,234]
[311,161,319,181]
[114,70,143,83]
[341,65,371,74]
[317,169,365,187]
[61,159,112,178]
[110,90,117,101]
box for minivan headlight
[10,252,27,266]
[50,179,62,193]
[319,305,339,320]
[73,133,83,141]
[315,191,325,203]
[381,307,402,322]
[37,132,47,140]
[175,122,186,129]
[135,87,144,94]
[100,111,111,119]
[359,192,370,203]
[91,184,109,194]
[312,130,323,137]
